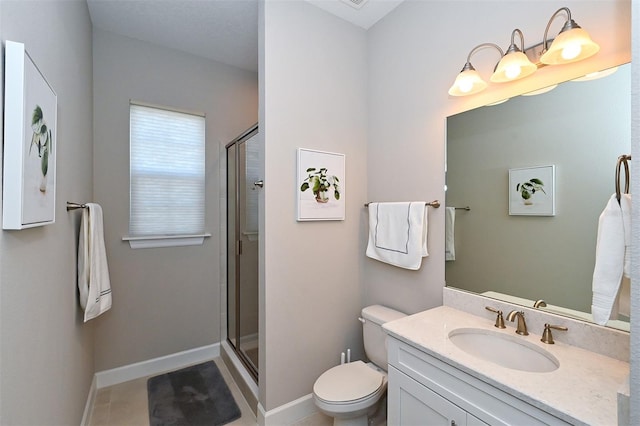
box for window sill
[122,233,211,249]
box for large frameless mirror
[445,63,631,331]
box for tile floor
[88,357,333,426]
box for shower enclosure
[226,124,259,382]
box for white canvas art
[3,41,57,229]
[509,165,555,216]
[297,148,345,221]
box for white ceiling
[87,0,260,72]
[305,0,404,30]
[86,0,403,73]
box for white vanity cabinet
[388,365,487,425]
[386,337,571,426]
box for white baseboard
[80,375,97,426]
[258,394,318,426]
[95,343,220,389]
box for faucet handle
[485,306,506,329]
[541,323,568,344]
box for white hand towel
[366,202,428,270]
[591,194,627,325]
[78,203,112,322]
[445,207,456,261]
[621,193,631,279]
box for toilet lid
[313,361,384,403]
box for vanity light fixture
[448,43,503,97]
[490,29,537,83]
[539,7,600,65]
[449,6,599,97]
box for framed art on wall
[3,40,57,229]
[509,165,556,216]
[297,148,345,221]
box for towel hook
[615,154,631,203]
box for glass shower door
[226,125,259,381]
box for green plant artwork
[300,167,340,203]
[516,178,545,205]
[29,105,53,192]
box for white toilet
[312,305,406,426]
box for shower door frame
[225,124,259,383]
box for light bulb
[505,65,521,80]
[458,79,473,93]
[449,68,487,96]
[561,43,581,60]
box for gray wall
[260,0,368,411]
[0,1,94,423]
[92,29,258,371]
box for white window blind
[129,103,205,238]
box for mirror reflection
[445,63,631,331]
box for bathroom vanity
[383,306,629,425]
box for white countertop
[383,306,629,425]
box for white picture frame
[3,40,57,229]
[297,148,345,221]
[509,165,556,216]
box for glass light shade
[490,51,537,83]
[448,69,487,96]
[572,66,618,82]
[486,98,510,106]
[540,27,600,65]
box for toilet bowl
[313,361,386,426]
[312,305,406,426]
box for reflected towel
[78,203,112,322]
[445,207,455,261]
[621,193,631,279]
[591,194,631,325]
[366,202,428,270]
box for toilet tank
[361,305,406,369]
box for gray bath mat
[147,361,241,426]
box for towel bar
[66,202,87,211]
[454,206,471,211]
[364,200,440,208]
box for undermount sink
[448,328,559,373]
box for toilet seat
[313,361,385,404]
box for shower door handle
[253,180,264,189]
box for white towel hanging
[591,194,630,325]
[78,203,112,322]
[445,207,456,261]
[366,202,428,270]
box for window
[126,102,208,248]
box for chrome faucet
[506,310,529,335]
